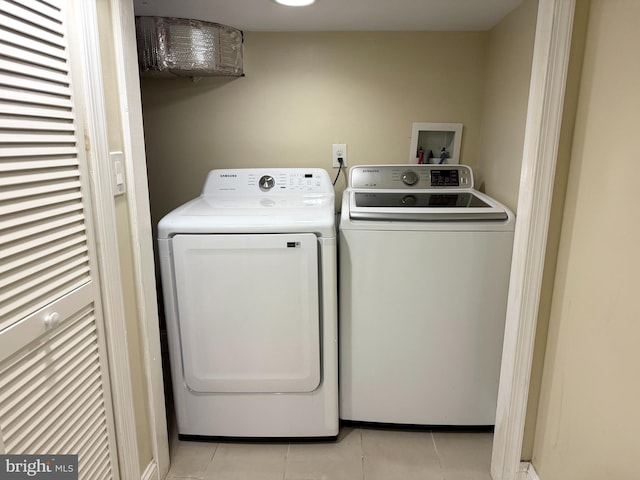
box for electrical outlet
[332,143,347,168]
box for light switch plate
[110,151,126,196]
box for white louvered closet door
[0,1,118,479]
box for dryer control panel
[350,164,474,190]
[202,168,333,194]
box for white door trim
[69,1,142,478]
[109,0,170,477]
[491,0,576,479]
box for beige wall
[531,1,640,477]
[521,0,591,460]
[476,0,542,457]
[141,31,489,220]
[478,0,538,212]
[97,0,153,470]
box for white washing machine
[339,164,515,426]
[158,168,338,438]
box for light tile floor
[165,426,493,480]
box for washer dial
[401,170,419,186]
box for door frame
[82,0,577,479]
[70,1,168,479]
[106,0,170,477]
[67,1,142,479]
[491,0,575,479]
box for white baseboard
[519,462,540,480]
[141,460,158,480]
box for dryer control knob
[401,170,419,186]
[259,175,275,191]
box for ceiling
[132,0,525,32]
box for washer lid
[348,189,509,221]
[346,164,511,222]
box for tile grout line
[210,442,219,463]
[198,442,218,480]
[282,443,291,480]
[359,429,366,480]
[431,431,446,480]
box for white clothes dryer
[158,168,338,438]
[339,164,515,426]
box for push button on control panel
[288,172,322,191]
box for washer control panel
[202,168,332,194]
[350,164,474,190]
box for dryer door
[172,233,320,393]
